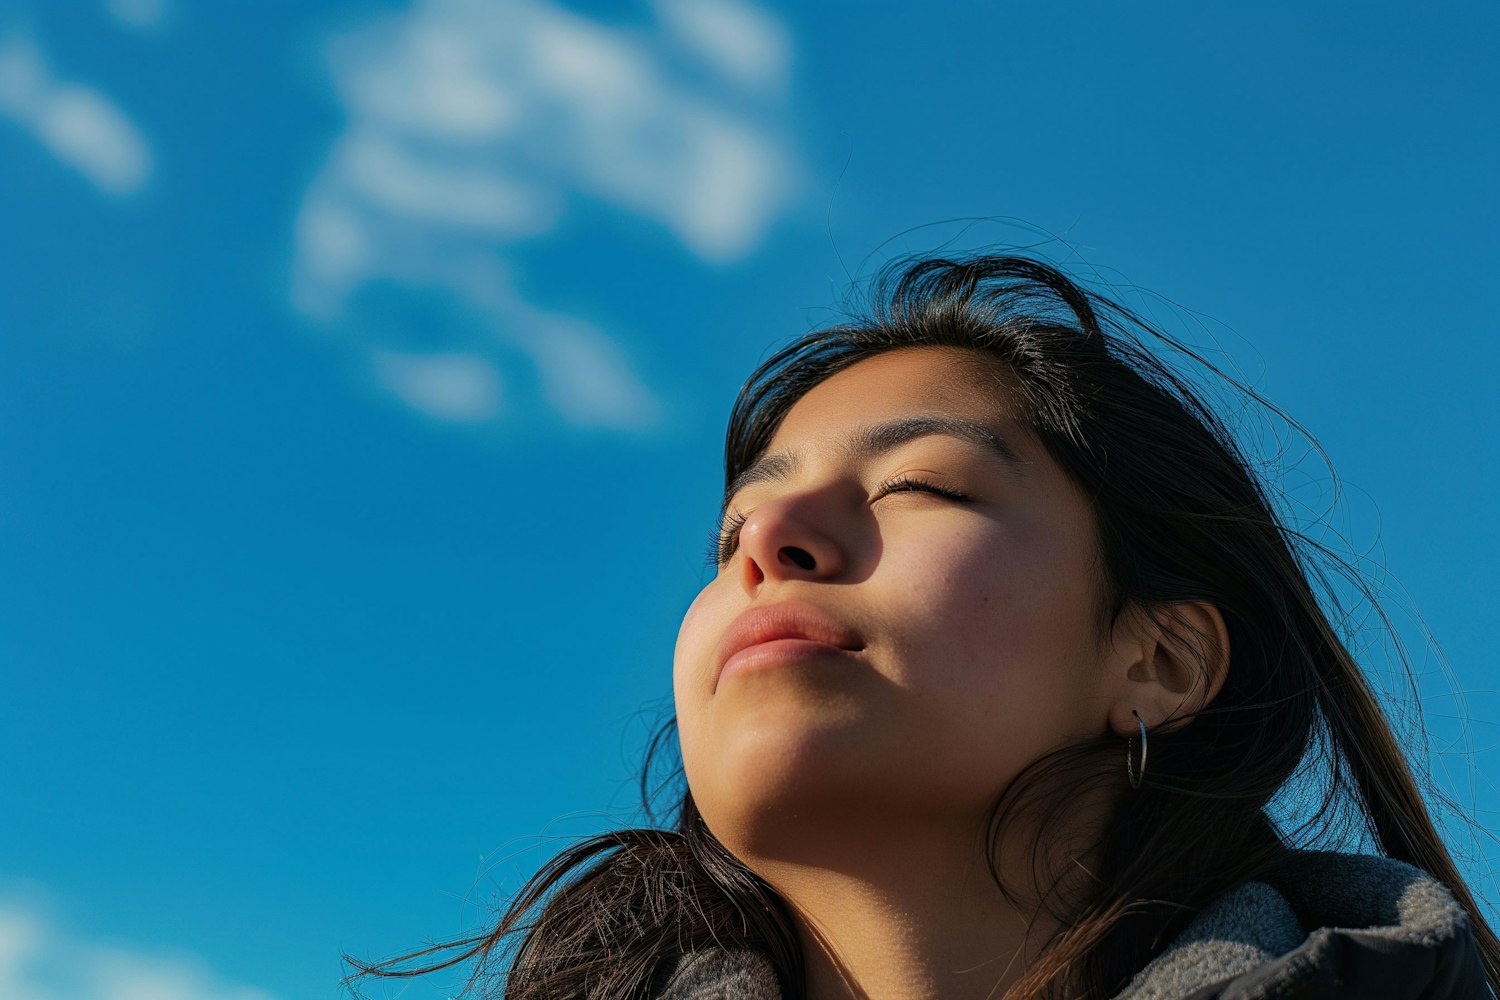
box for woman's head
[673,256,1287,854]
[673,344,1228,861]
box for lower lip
[719,638,860,681]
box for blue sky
[1,2,1496,998]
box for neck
[750,822,1059,1000]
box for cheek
[671,582,727,751]
[893,524,1101,676]
[672,587,708,672]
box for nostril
[780,546,816,570]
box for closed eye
[874,474,970,501]
[708,507,748,566]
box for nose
[736,493,848,590]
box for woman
[353,255,1496,998]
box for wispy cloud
[650,0,789,95]
[0,32,152,195]
[292,0,799,431]
[0,895,279,1000]
[373,349,505,422]
[105,0,170,32]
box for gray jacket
[649,853,1490,999]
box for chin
[685,719,915,859]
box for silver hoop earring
[1126,710,1148,790]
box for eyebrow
[724,415,1026,504]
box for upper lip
[716,600,865,679]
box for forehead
[771,347,1024,447]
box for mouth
[715,600,865,685]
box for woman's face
[673,347,1125,852]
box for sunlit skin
[673,348,1227,999]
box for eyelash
[705,475,970,567]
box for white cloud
[106,0,169,31]
[292,0,798,430]
[372,349,504,422]
[338,128,550,233]
[0,33,152,195]
[0,896,279,1000]
[650,0,789,94]
[291,195,371,316]
[507,308,662,429]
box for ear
[1106,602,1230,737]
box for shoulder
[1115,852,1492,1000]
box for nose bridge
[737,477,848,588]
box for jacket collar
[1115,851,1482,999]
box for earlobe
[1109,602,1230,735]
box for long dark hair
[348,254,1498,998]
